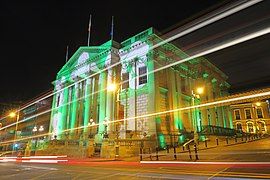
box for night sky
[0,0,269,105]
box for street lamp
[103,117,109,139]
[107,82,121,137]
[252,102,261,134]
[192,87,204,144]
[88,118,95,138]
[10,111,20,154]
[107,83,117,92]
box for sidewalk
[139,136,270,162]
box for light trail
[1,23,270,132]
[152,0,263,50]
[0,0,261,122]
[1,89,270,145]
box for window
[256,107,263,118]
[236,123,242,131]
[122,73,129,89]
[234,109,241,120]
[245,109,251,119]
[247,122,254,133]
[139,66,147,85]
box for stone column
[83,78,92,135]
[147,53,158,139]
[106,68,114,134]
[98,71,108,135]
[207,81,216,126]
[70,83,79,138]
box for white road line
[140,161,270,165]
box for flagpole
[87,14,92,46]
[65,45,69,62]
[111,16,114,41]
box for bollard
[187,145,192,160]
[149,148,152,161]
[235,137,237,143]
[156,147,159,161]
[166,145,169,153]
[216,138,219,146]
[194,144,199,160]
[173,146,177,160]
[204,140,208,148]
[226,137,229,144]
[182,146,185,151]
[140,148,143,161]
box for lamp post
[9,110,20,154]
[191,87,204,145]
[252,102,261,134]
[32,125,38,155]
[107,82,121,138]
[103,117,109,139]
[88,118,95,138]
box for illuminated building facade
[231,100,270,134]
[50,27,232,149]
[0,91,52,153]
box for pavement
[139,136,270,162]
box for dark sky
[0,0,269,104]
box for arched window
[236,123,242,131]
[247,122,254,133]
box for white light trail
[1,24,269,132]
[1,89,269,145]
[0,0,261,122]
[152,0,263,50]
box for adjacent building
[231,100,270,134]
[0,91,52,152]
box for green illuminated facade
[50,28,232,148]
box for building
[0,91,52,153]
[49,27,232,153]
[231,100,270,134]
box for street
[1,160,270,179]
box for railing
[199,125,239,136]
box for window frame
[138,66,147,85]
[234,109,241,120]
[244,108,252,119]
[256,107,264,118]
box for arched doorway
[257,121,267,134]
[246,122,254,133]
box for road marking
[140,161,270,165]
[208,167,229,180]
[60,164,270,179]
[21,165,58,171]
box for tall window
[139,66,147,85]
[122,73,129,89]
[256,107,263,118]
[236,123,242,131]
[245,109,251,119]
[247,122,254,133]
[234,109,241,120]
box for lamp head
[9,112,16,118]
[107,83,117,92]
[255,102,261,106]
[196,87,204,95]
